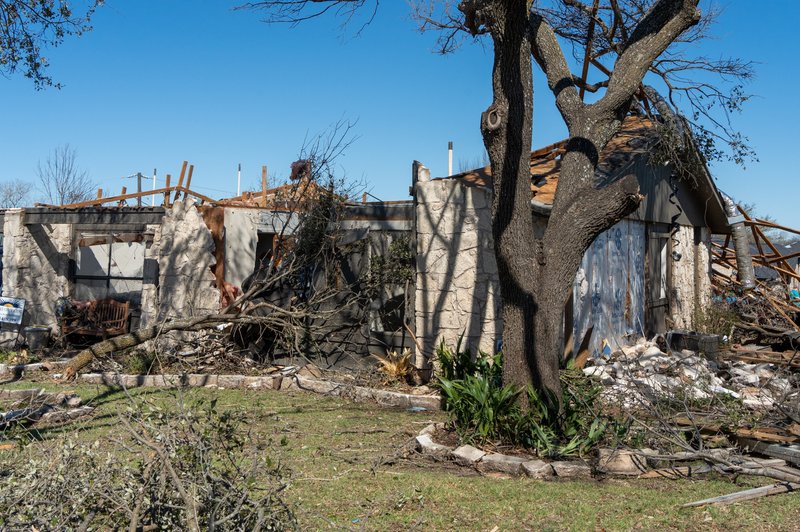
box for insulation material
[573,219,646,357]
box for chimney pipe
[721,192,756,290]
[448,141,453,176]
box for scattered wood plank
[173,160,187,203]
[736,428,800,445]
[737,437,800,466]
[640,464,712,479]
[682,482,800,508]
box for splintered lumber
[173,160,187,203]
[164,174,172,206]
[682,482,800,507]
[37,406,94,425]
[183,164,194,200]
[61,187,176,209]
[737,437,800,466]
[640,464,712,479]
[261,165,268,207]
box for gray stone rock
[415,434,451,458]
[642,346,663,358]
[551,461,592,479]
[522,460,555,479]
[596,449,648,476]
[451,445,487,466]
[477,453,529,476]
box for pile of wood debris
[0,388,93,435]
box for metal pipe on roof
[721,191,756,290]
[448,141,453,177]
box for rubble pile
[583,337,798,412]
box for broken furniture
[60,298,130,342]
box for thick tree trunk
[478,2,552,401]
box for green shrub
[123,349,158,374]
[437,342,610,457]
[439,374,520,443]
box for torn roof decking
[445,116,730,234]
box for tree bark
[62,315,227,379]
[475,1,547,401]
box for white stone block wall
[1,209,71,331]
[156,199,220,320]
[669,225,712,329]
[414,179,501,367]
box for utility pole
[152,169,157,207]
[136,172,142,207]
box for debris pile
[584,337,798,413]
[0,388,93,432]
[711,205,799,345]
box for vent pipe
[721,192,756,290]
[237,163,241,197]
[448,141,453,176]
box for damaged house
[0,178,414,369]
[411,116,731,366]
[0,117,736,371]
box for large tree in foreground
[246,0,748,403]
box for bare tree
[237,1,750,406]
[37,144,96,205]
[0,179,29,207]
[0,0,101,89]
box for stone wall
[156,199,220,320]
[669,225,712,329]
[414,179,501,367]
[1,209,71,331]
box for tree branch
[596,0,700,115]
[529,13,586,128]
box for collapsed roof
[445,116,729,233]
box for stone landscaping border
[414,422,593,480]
[1,362,442,411]
[73,372,443,410]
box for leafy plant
[439,374,520,443]
[437,342,610,456]
[122,349,158,375]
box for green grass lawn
[2,379,799,531]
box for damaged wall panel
[156,199,220,321]
[1,209,71,329]
[573,219,646,356]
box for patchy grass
[1,380,799,530]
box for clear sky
[1,1,797,228]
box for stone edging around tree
[415,422,594,480]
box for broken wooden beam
[737,437,800,466]
[682,482,800,507]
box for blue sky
[1,1,797,227]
